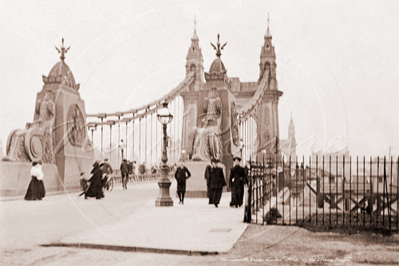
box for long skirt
[24,176,45,200]
[86,182,104,199]
[209,187,223,205]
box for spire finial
[266,13,271,37]
[210,34,227,57]
[55,38,70,62]
[194,15,197,32]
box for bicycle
[102,174,114,192]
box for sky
[0,0,398,158]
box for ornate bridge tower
[179,17,284,196]
[3,39,93,195]
[181,22,204,157]
[255,19,283,162]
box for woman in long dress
[85,161,105,200]
[25,161,45,200]
[207,158,226,207]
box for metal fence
[244,156,399,232]
[112,170,173,183]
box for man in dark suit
[174,161,191,204]
[120,159,129,190]
[229,156,247,207]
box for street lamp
[155,102,174,207]
[119,139,126,160]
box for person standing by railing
[139,162,146,175]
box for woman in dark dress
[25,161,45,201]
[207,158,226,207]
[85,161,105,199]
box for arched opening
[264,62,271,72]
[190,64,196,72]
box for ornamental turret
[185,17,204,91]
[259,14,277,89]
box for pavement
[4,178,248,255]
[54,191,247,255]
[2,179,399,266]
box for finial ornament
[265,13,271,37]
[210,34,227,57]
[194,15,197,32]
[55,38,70,62]
[267,13,270,29]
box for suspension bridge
[2,21,397,232]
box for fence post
[244,162,252,223]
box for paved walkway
[55,191,247,255]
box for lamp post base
[155,166,173,207]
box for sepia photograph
[1,0,398,265]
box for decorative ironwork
[244,156,399,232]
[210,34,227,57]
[55,38,70,62]
[67,104,86,147]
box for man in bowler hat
[174,161,191,204]
[229,156,247,207]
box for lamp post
[119,139,126,160]
[155,102,174,207]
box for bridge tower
[185,18,204,92]
[255,17,283,162]
[181,21,204,156]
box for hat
[104,158,109,161]
[233,156,241,162]
[123,159,127,162]
[211,158,220,163]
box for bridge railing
[244,156,399,233]
[111,170,174,183]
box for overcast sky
[0,0,398,158]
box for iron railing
[112,170,174,183]
[244,156,399,232]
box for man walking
[174,161,191,204]
[229,156,247,207]
[120,159,129,190]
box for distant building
[280,115,296,164]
